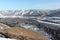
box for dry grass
[0,23,10,27]
[0,23,49,40]
[1,27,49,40]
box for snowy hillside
[0,9,60,18]
[0,10,49,17]
[0,37,16,40]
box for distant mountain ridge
[0,9,60,17]
[46,9,60,17]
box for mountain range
[0,9,60,17]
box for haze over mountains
[0,9,60,17]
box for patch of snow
[30,11,33,14]
[0,37,16,40]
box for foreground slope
[1,27,49,40]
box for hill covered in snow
[0,9,60,18]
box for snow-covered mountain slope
[0,10,49,17]
[46,9,60,17]
[0,9,60,17]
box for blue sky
[0,0,60,10]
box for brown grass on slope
[0,23,10,30]
[1,27,49,40]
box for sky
[0,0,60,10]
